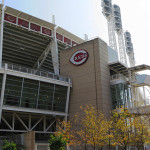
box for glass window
[53,85,67,112]
[0,74,3,98]
[111,83,126,109]
[4,75,22,106]
[38,82,54,110]
[21,79,38,108]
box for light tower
[113,4,127,65]
[101,0,117,51]
[124,31,135,67]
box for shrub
[48,134,67,150]
[2,139,17,150]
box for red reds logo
[7,16,15,22]
[70,49,88,65]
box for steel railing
[111,74,126,81]
[2,63,72,83]
[126,99,150,108]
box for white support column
[143,86,146,106]
[33,42,52,70]
[84,34,88,41]
[117,32,127,66]
[0,63,7,122]
[107,18,118,51]
[52,15,55,24]
[0,2,4,67]
[65,79,71,121]
[29,114,31,130]
[19,78,24,106]
[51,26,59,75]
[12,112,15,130]
[43,116,46,131]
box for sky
[2,0,150,72]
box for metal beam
[43,116,46,131]
[33,42,52,70]
[31,116,44,130]
[4,24,49,43]
[0,112,59,133]
[1,116,13,130]
[3,38,44,52]
[0,64,7,122]
[45,119,56,132]
[51,40,59,75]
[5,69,70,87]
[15,113,29,131]
[51,26,59,75]
[65,79,71,121]
[4,31,47,46]
[29,114,31,130]
[3,36,45,51]
[12,112,15,130]
[0,3,4,67]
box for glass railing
[125,99,150,108]
[111,74,126,81]
[2,63,71,83]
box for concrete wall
[23,131,36,150]
[60,38,111,117]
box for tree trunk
[84,142,87,150]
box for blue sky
[3,0,150,72]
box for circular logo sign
[70,49,88,65]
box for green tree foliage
[48,134,67,150]
[2,139,17,150]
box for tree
[48,134,67,150]
[110,108,133,150]
[79,105,109,150]
[55,105,150,150]
[56,105,110,150]
[2,139,17,150]
[131,113,150,150]
[110,108,150,150]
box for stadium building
[0,1,150,150]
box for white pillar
[65,79,71,121]
[51,26,59,75]
[143,86,146,106]
[52,15,55,24]
[0,63,7,122]
[84,34,88,41]
[0,3,4,67]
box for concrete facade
[60,38,112,117]
[23,131,36,150]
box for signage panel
[42,27,51,36]
[70,49,88,65]
[4,14,16,24]
[64,37,71,45]
[18,18,29,28]
[30,23,41,32]
[56,33,63,41]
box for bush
[48,134,67,150]
[2,139,17,150]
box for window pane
[53,85,67,112]
[4,75,22,106]
[38,82,54,110]
[21,79,38,108]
